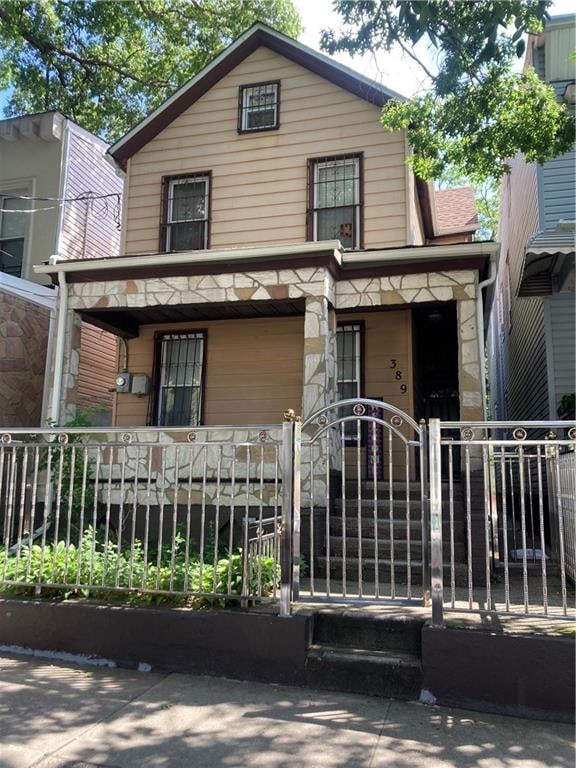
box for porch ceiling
[80,297,306,338]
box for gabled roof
[109,22,404,167]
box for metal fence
[1,413,574,625]
[0,425,284,605]
[429,420,576,625]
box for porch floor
[292,568,575,636]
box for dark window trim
[237,80,281,134]
[336,320,365,445]
[306,153,364,249]
[150,328,208,427]
[159,171,212,252]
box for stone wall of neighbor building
[0,288,51,427]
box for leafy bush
[0,528,279,607]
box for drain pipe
[476,252,498,419]
[49,264,69,426]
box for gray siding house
[488,14,575,422]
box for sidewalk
[0,652,573,768]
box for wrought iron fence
[0,426,284,604]
[296,399,429,605]
[429,420,576,625]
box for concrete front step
[306,645,422,700]
[312,610,425,654]
[317,556,425,581]
[328,516,466,540]
[329,535,424,559]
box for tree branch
[0,6,171,89]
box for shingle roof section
[434,187,479,233]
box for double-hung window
[309,155,361,249]
[155,332,205,427]
[163,173,210,252]
[337,323,362,441]
[238,82,280,132]
[0,195,26,277]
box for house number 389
[389,360,407,395]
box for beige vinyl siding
[125,46,407,255]
[76,323,118,420]
[115,316,304,427]
[339,308,413,417]
[339,308,414,476]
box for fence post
[428,418,444,626]
[279,417,300,617]
[419,420,430,607]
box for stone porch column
[457,296,483,424]
[457,294,488,584]
[301,296,337,420]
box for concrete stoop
[305,610,425,700]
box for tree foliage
[323,1,575,181]
[0,0,301,142]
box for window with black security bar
[0,195,26,277]
[337,323,362,443]
[156,332,205,427]
[239,82,279,132]
[310,155,361,249]
[163,174,209,252]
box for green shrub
[0,527,279,607]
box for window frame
[238,80,281,134]
[0,188,29,279]
[336,321,364,444]
[160,172,211,252]
[307,153,363,250]
[152,329,207,427]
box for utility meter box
[132,373,150,396]
[115,372,132,393]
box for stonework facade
[0,289,51,427]
[61,264,482,427]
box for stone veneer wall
[0,288,51,427]
[60,265,482,426]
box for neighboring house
[36,24,494,437]
[488,14,576,422]
[0,111,122,426]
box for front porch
[39,240,490,432]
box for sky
[294,0,576,97]
[0,0,574,111]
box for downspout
[476,253,497,419]
[49,266,69,426]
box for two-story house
[0,111,123,426]
[37,24,494,440]
[488,14,575,423]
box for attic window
[238,82,280,132]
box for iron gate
[283,399,430,606]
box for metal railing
[296,399,429,605]
[0,425,284,604]
[548,446,576,584]
[429,420,576,625]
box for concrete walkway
[0,652,573,768]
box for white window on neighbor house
[0,194,27,278]
[239,82,280,132]
[163,174,210,252]
[337,323,362,441]
[155,331,206,427]
[310,155,361,249]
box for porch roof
[35,240,497,285]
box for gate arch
[294,398,429,604]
